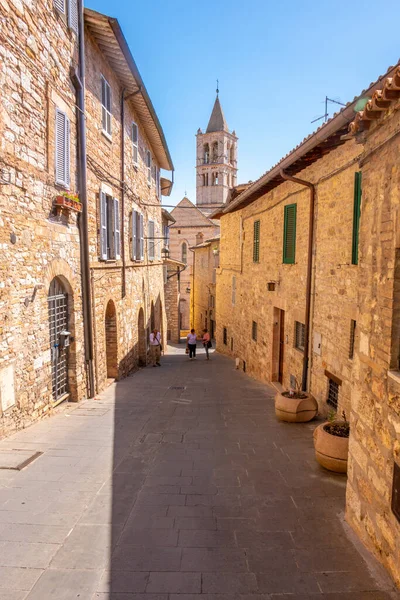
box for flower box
[55,195,82,213]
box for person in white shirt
[186,329,197,360]
[149,329,161,367]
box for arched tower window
[212,141,218,162]
[226,144,230,163]
[212,172,219,186]
[204,144,209,164]
[230,145,234,163]
[202,173,209,187]
[181,242,187,264]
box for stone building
[213,64,400,585]
[0,3,173,436]
[190,236,220,339]
[169,93,235,332]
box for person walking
[202,328,211,360]
[149,328,161,367]
[186,329,197,360]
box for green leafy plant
[60,191,80,202]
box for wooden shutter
[352,172,362,265]
[283,204,297,264]
[68,0,78,34]
[148,221,155,260]
[54,0,66,13]
[100,192,108,260]
[55,109,70,187]
[114,198,120,260]
[132,210,137,260]
[139,213,144,260]
[253,220,260,262]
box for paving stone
[178,529,236,547]
[0,541,60,568]
[146,571,201,593]
[96,570,149,593]
[25,569,102,599]
[202,572,258,594]
[174,517,217,530]
[0,566,42,590]
[181,548,248,572]
[117,528,178,547]
[111,546,182,572]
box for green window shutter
[253,220,260,262]
[352,172,362,265]
[283,204,297,264]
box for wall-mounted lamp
[212,247,219,256]
[161,247,170,260]
[24,283,44,307]
[267,280,280,292]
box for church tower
[196,92,238,215]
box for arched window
[212,172,219,186]
[202,173,209,186]
[181,242,187,264]
[226,144,230,163]
[204,144,209,164]
[212,141,218,162]
[230,145,234,163]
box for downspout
[120,88,126,298]
[190,249,195,329]
[71,0,95,399]
[280,169,315,392]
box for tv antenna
[311,96,346,124]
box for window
[163,265,168,285]
[100,192,120,260]
[181,242,187,264]
[202,173,209,186]
[230,337,234,351]
[131,209,144,261]
[232,276,236,306]
[352,172,362,265]
[212,141,218,162]
[163,224,170,249]
[101,76,112,136]
[54,0,78,34]
[146,150,151,184]
[212,172,219,186]
[132,122,138,165]
[294,321,305,351]
[55,109,70,187]
[349,319,356,359]
[204,144,210,164]
[155,166,161,198]
[283,203,297,264]
[252,321,258,341]
[226,144,230,163]
[148,220,155,260]
[223,327,227,345]
[230,146,234,163]
[253,220,260,262]
[327,378,339,410]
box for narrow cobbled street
[0,346,397,600]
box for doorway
[272,307,285,384]
[48,277,69,404]
[138,308,146,366]
[105,300,118,379]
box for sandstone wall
[192,242,219,336]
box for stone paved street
[0,346,398,599]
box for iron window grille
[223,327,228,345]
[252,320,258,342]
[253,220,260,262]
[295,321,305,351]
[327,378,339,410]
[349,319,356,359]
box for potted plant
[55,192,82,212]
[313,410,349,473]
[274,377,318,423]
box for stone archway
[105,300,118,379]
[138,307,146,366]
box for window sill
[101,130,112,143]
[388,370,400,385]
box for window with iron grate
[223,327,227,345]
[294,321,305,351]
[327,378,339,410]
[252,321,258,342]
[253,220,260,263]
[349,319,356,359]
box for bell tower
[196,90,238,216]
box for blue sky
[87,0,400,207]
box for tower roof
[206,95,228,133]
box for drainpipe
[71,0,95,399]
[280,169,315,392]
[120,88,126,298]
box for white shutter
[68,0,78,34]
[132,123,138,165]
[114,198,120,260]
[140,214,144,260]
[132,210,137,261]
[54,0,66,14]
[55,109,70,187]
[100,192,108,260]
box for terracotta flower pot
[55,196,82,213]
[274,391,318,423]
[313,422,349,473]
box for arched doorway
[105,300,118,379]
[150,301,155,331]
[48,277,69,404]
[138,308,146,366]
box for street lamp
[161,247,170,260]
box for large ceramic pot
[274,391,318,423]
[313,422,349,473]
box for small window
[352,172,362,265]
[253,220,260,263]
[232,276,236,306]
[132,122,138,165]
[212,141,218,162]
[349,319,356,359]
[181,242,187,264]
[212,172,219,186]
[156,166,161,198]
[230,146,234,163]
[230,337,234,351]
[204,143,209,164]
[55,109,70,187]
[223,327,227,345]
[327,378,339,410]
[146,150,151,184]
[99,192,120,260]
[283,204,297,264]
[252,321,257,342]
[101,76,112,136]
[148,220,155,260]
[202,173,209,187]
[294,321,305,351]
[163,224,170,249]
